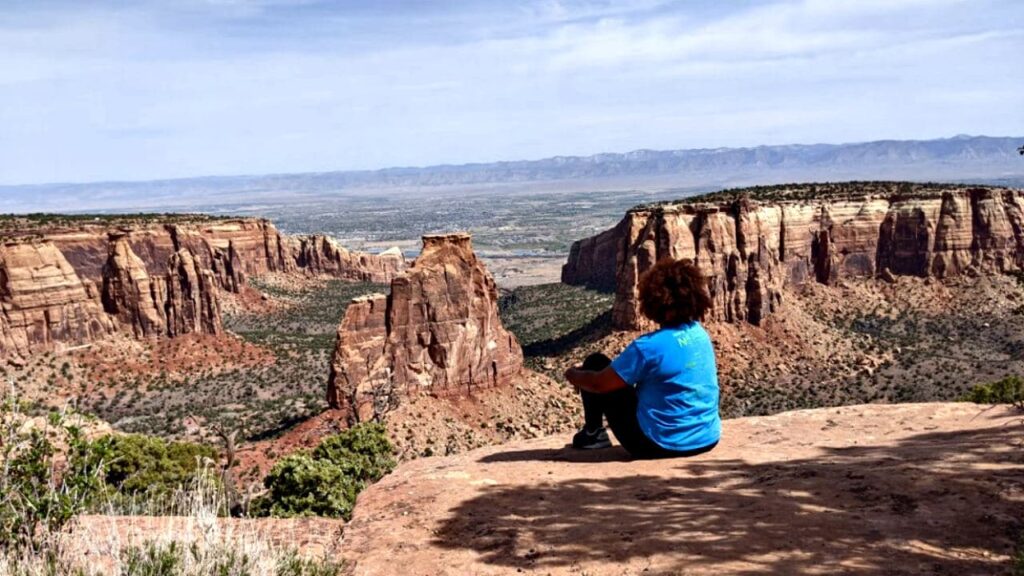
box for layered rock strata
[293,236,405,283]
[327,233,523,424]
[0,242,115,358]
[0,217,405,357]
[562,183,1024,329]
[101,237,222,339]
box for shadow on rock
[434,426,1024,575]
[478,445,632,464]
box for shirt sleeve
[610,340,647,387]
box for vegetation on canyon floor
[2,279,389,447]
[498,283,614,364]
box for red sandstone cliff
[562,183,1024,329]
[327,233,523,423]
[101,236,222,339]
[291,235,405,283]
[0,217,405,358]
[0,242,115,358]
[561,223,623,292]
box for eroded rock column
[327,233,523,424]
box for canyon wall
[0,242,115,358]
[561,223,623,293]
[327,233,523,424]
[292,235,405,284]
[0,217,405,358]
[562,184,1024,330]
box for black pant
[580,353,718,460]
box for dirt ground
[341,403,1024,576]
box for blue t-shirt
[610,322,721,451]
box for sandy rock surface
[343,403,1024,575]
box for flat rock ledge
[343,403,1024,575]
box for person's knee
[581,352,612,372]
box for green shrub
[962,376,1024,409]
[103,434,218,500]
[0,404,111,551]
[253,455,360,519]
[253,423,395,520]
[311,422,395,483]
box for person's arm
[564,366,629,394]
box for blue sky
[1,0,1021,185]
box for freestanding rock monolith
[327,233,523,423]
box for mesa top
[610,321,721,451]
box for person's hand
[564,367,581,388]
[565,365,629,394]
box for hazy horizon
[2,132,1017,189]
[2,0,1022,186]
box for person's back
[613,321,720,452]
[565,258,721,458]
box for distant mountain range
[2,135,1022,213]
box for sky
[1,0,1022,185]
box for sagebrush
[253,422,395,519]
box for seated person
[564,259,720,459]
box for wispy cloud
[0,0,1020,184]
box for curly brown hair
[638,259,712,327]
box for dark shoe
[572,427,612,450]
